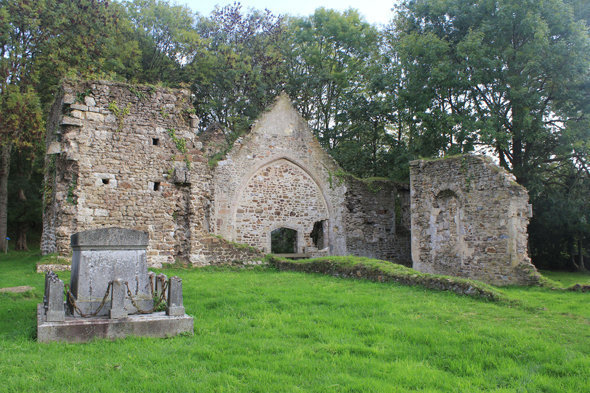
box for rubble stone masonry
[42,82,410,267]
[410,155,540,285]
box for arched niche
[430,189,463,266]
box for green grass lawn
[1,248,589,392]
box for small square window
[102,179,110,185]
[153,182,160,191]
[152,138,159,146]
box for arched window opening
[310,221,326,249]
[271,228,297,254]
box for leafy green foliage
[189,3,285,140]
[108,101,132,132]
[122,0,201,85]
[391,0,590,267]
[7,154,44,244]
[167,128,191,169]
[283,9,379,148]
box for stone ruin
[38,228,193,342]
[410,155,539,285]
[42,81,411,268]
[41,80,539,286]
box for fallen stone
[0,286,35,293]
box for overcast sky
[183,0,397,26]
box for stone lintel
[71,228,149,250]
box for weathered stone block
[109,279,128,319]
[166,276,185,316]
[63,94,76,105]
[84,96,96,107]
[45,272,65,322]
[70,104,88,111]
[69,228,152,316]
[86,112,105,122]
[60,116,82,127]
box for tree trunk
[578,236,587,272]
[15,188,28,251]
[0,144,11,253]
[15,221,28,251]
[570,242,580,271]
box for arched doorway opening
[271,228,298,254]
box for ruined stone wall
[234,159,329,252]
[410,155,540,285]
[343,176,411,265]
[212,94,348,257]
[42,80,210,267]
[43,83,410,267]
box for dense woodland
[1,0,589,270]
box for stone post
[166,276,185,316]
[44,271,58,309]
[46,273,65,322]
[148,271,156,295]
[109,279,128,319]
[156,273,168,296]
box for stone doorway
[271,228,298,254]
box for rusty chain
[64,282,113,318]
[125,281,168,314]
[157,276,167,301]
[63,279,167,317]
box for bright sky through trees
[183,0,396,25]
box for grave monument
[37,228,193,342]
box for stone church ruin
[42,80,539,285]
[42,81,410,268]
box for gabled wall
[212,94,347,257]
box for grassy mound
[268,255,504,301]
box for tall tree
[123,0,201,84]
[392,0,590,267]
[190,3,285,138]
[283,8,379,149]
[0,0,117,252]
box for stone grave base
[37,304,194,343]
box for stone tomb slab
[69,228,152,316]
[37,304,194,343]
